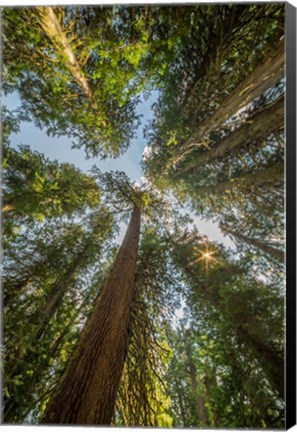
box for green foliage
[3,143,100,222]
[3,208,115,423]
[143,3,285,279]
[91,169,172,224]
[3,5,211,158]
[115,227,181,427]
[3,4,285,428]
[165,231,284,427]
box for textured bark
[184,38,284,149]
[178,95,284,176]
[36,7,97,109]
[198,163,284,195]
[42,205,141,425]
[221,225,284,262]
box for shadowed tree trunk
[6,232,103,378]
[3,229,111,423]
[183,265,284,399]
[181,5,247,107]
[221,225,284,262]
[197,163,284,195]
[36,241,94,336]
[174,378,187,426]
[238,327,284,399]
[177,95,284,176]
[4,287,95,423]
[185,38,284,149]
[185,340,209,427]
[42,205,141,425]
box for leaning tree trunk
[177,94,284,177]
[183,265,284,399]
[6,237,98,378]
[9,287,97,424]
[42,205,141,425]
[184,38,284,149]
[3,234,108,423]
[238,327,284,399]
[221,225,284,262]
[197,162,284,195]
[36,7,94,103]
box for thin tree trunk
[36,241,92,336]
[184,38,284,149]
[177,95,284,176]
[183,265,284,399]
[198,163,284,195]
[7,239,95,380]
[42,205,141,425]
[238,327,284,399]
[181,5,247,108]
[221,225,284,262]
[174,378,187,426]
[185,341,209,427]
[4,290,93,423]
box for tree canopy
[2,3,285,428]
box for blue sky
[4,90,234,248]
[4,91,158,181]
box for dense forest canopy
[1,3,285,428]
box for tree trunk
[221,225,284,262]
[183,265,284,399]
[7,239,96,379]
[42,205,141,425]
[36,7,100,113]
[36,241,92,336]
[185,342,209,427]
[198,162,284,195]
[4,278,100,424]
[238,327,284,399]
[181,5,247,108]
[183,38,284,150]
[174,378,187,426]
[178,95,284,176]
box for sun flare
[190,243,220,275]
